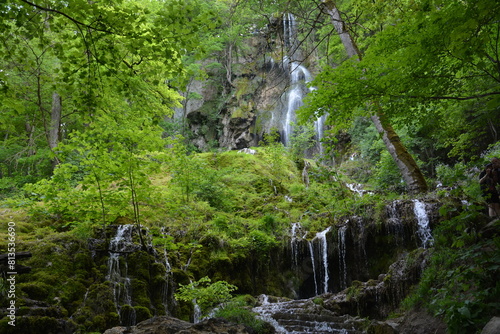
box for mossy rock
[60,279,88,314]
[134,305,152,323]
[19,282,52,301]
[127,251,153,280]
[2,316,76,334]
[119,304,136,326]
[130,278,150,307]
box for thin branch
[19,0,115,35]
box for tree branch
[19,0,115,35]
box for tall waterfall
[107,224,137,326]
[282,58,312,145]
[281,13,325,148]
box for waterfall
[160,227,173,315]
[281,13,325,148]
[315,113,327,155]
[291,222,302,269]
[107,224,137,326]
[412,200,434,249]
[338,225,348,290]
[315,227,331,294]
[282,59,312,145]
[386,200,405,246]
[308,241,319,296]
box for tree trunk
[322,0,428,193]
[49,92,62,165]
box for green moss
[134,305,152,323]
[127,251,152,281]
[19,282,51,301]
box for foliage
[213,296,274,334]
[174,276,238,317]
[299,0,500,165]
[403,205,500,333]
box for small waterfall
[386,200,405,246]
[338,225,348,290]
[313,227,331,294]
[412,200,434,249]
[107,224,137,326]
[315,113,327,155]
[160,227,173,315]
[306,227,332,296]
[291,222,302,269]
[193,302,202,323]
[308,241,319,296]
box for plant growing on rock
[174,276,238,317]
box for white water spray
[412,200,434,249]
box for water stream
[107,224,137,326]
[412,200,434,248]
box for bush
[214,299,275,334]
[174,277,238,317]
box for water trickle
[412,200,434,249]
[338,225,348,290]
[308,241,319,296]
[291,222,303,269]
[107,224,137,326]
[160,227,173,315]
[386,201,405,246]
[315,227,331,294]
[193,301,202,324]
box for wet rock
[323,249,430,319]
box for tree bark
[49,92,62,165]
[322,0,428,193]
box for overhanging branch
[20,0,115,35]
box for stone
[103,316,255,334]
[481,317,500,334]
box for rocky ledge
[103,316,264,334]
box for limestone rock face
[103,316,257,334]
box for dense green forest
[1,0,499,333]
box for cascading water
[308,241,319,296]
[317,227,331,294]
[291,222,303,269]
[386,200,405,246]
[308,227,332,295]
[281,13,325,148]
[253,294,362,334]
[282,59,312,145]
[412,200,434,249]
[107,224,137,326]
